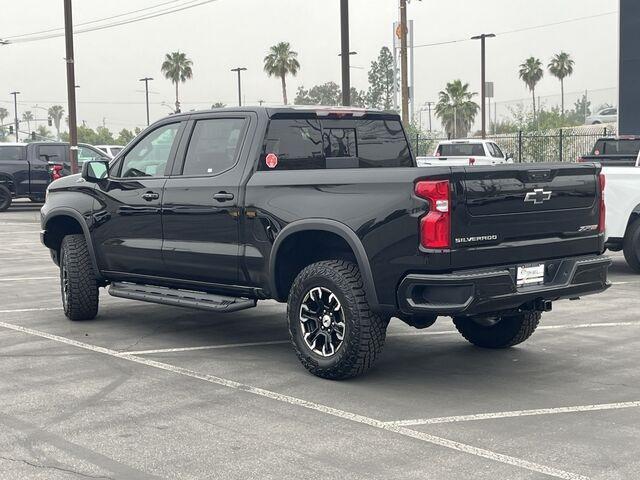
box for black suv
[41,107,611,378]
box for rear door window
[37,145,67,164]
[0,146,26,161]
[437,143,485,157]
[260,119,324,170]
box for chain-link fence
[411,124,617,162]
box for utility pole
[64,0,79,174]
[340,0,351,106]
[399,0,409,124]
[139,77,153,126]
[10,91,19,142]
[230,67,247,107]
[471,33,495,139]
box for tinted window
[182,118,246,176]
[492,143,504,158]
[111,147,123,156]
[38,145,66,163]
[437,143,485,157]
[78,146,104,164]
[260,119,323,170]
[600,140,640,155]
[0,146,26,161]
[355,119,412,168]
[323,127,357,158]
[119,123,180,178]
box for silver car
[586,107,617,125]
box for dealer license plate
[516,263,545,287]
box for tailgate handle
[526,170,551,181]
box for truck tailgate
[449,163,603,268]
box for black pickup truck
[0,142,109,211]
[578,136,640,167]
[40,107,611,379]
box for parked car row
[0,141,120,211]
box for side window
[119,123,180,178]
[182,118,247,176]
[488,143,504,158]
[38,145,66,164]
[78,146,103,165]
[260,119,323,170]
[355,119,413,168]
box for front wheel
[0,184,12,212]
[60,235,99,321]
[623,218,640,274]
[453,311,541,349]
[287,260,387,379]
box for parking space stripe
[0,276,58,282]
[120,321,640,356]
[386,401,640,427]
[0,307,60,314]
[0,320,588,480]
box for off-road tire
[60,235,99,321]
[453,311,541,349]
[623,218,640,274]
[0,185,12,212]
[287,260,387,379]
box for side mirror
[81,160,109,182]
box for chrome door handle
[213,192,234,202]
[141,192,160,201]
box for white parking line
[0,307,60,314]
[121,321,640,356]
[0,320,588,480]
[386,401,640,427]
[0,276,58,282]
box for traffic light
[31,131,36,140]
[8,126,13,135]
[47,117,52,127]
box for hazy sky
[0,0,619,134]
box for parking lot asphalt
[1,203,639,480]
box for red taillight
[468,157,476,165]
[415,180,451,249]
[598,173,606,233]
[49,164,63,181]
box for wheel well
[273,230,357,301]
[44,215,84,256]
[0,174,15,194]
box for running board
[108,282,256,313]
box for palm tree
[263,42,300,105]
[0,107,8,126]
[22,111,34,134]
[48,105,65,140]
[519,57,544,121]
[434,80,479,138]
[548,52,575,116]
[161,51,193,113]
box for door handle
[141,191,160,201]
[213,192,234,202]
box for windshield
[437,143,485,157]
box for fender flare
[43,207,103,281]
[268,219,380,310]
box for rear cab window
[437,143,485,157]
[593,139,640,155]
[259,114,413,171]
[0,146,26,162]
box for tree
[350,87,366,108]
[0,107,8,125]
[366,47,396,110]
[116,128,136,145]
[548,52,575,116]
[161,51,193,113]
[263,42,300,105]
[94,126,115,145]
[22,111,34,134]
[211,102,226,108]
[294,82,341,105]
[519,57,544,121]
[434,80,479,138]
[47,105,65,140]
[36,125,52,140]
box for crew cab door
[91,120,185,277]
[161,113,251,286]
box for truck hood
[49,173,83,190]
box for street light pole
[340,0,351,106]
[64,0,79,174]
[230,67,247,107]
[399,0,409,124]
[139,77,153,126]
[10,91,19,142]
[471,33,495,139]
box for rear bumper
[397,254,611,316]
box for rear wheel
[60,235,99,321]
[452,311,541,349]
[623,218,640,273]
[0,185,12,212]
[287,260,387,379]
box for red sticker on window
[265,153,278,168]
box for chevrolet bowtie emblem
[524,188,552,204]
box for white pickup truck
[417,139,512,167]
[604,165,640,272]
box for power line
[4,0,184,39]
[413,11,616,49]
[8,0,218,44]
